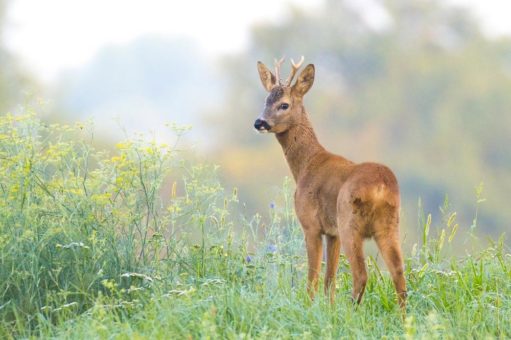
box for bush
[0,114,256,331]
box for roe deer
[254,57,406,309]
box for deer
[254,57,406,309]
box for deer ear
[292,64,315,96]
[257,61,276,92]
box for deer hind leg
[304,231,323,300]
[374,214,407,310]
[324,234,341,303]
[345,232,367,304]
[338,214,367,305]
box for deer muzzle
[254,118,271,133]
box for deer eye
[279,103,289,110]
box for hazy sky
[5,0,511,84]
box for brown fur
[256,60,406,309]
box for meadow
[0,114,510,339]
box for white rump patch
[372,184,386,201]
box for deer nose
[254,119,271,131]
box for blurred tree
[209,0,511,239]
[53,36,219,144]
[0,0,33,113]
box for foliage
[0,115,509,338]
[210,0,511,239]
[0,114,232,333]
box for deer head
[254,57,315,134]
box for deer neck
[276,109,325,181]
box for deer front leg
[304,231,323,300]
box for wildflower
[269,202,275,209]
[245,255,252,263]
[267,244,277,253]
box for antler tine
[274,56,285,85]
[285,56,305,86]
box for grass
[0,114,510,338]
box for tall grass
[0,114,510,338]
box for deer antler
[274,56,285,85]
[285,56,305,86]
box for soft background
[2,0,510,245]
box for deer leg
[375,233,407,310]
[342,230,367,305]
[304,231,323,300]
[324,234,341,303]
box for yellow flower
[115,141,132,150]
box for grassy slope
[0,115,510,339]
[51,248,511,339]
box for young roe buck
[254,57,406,309]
